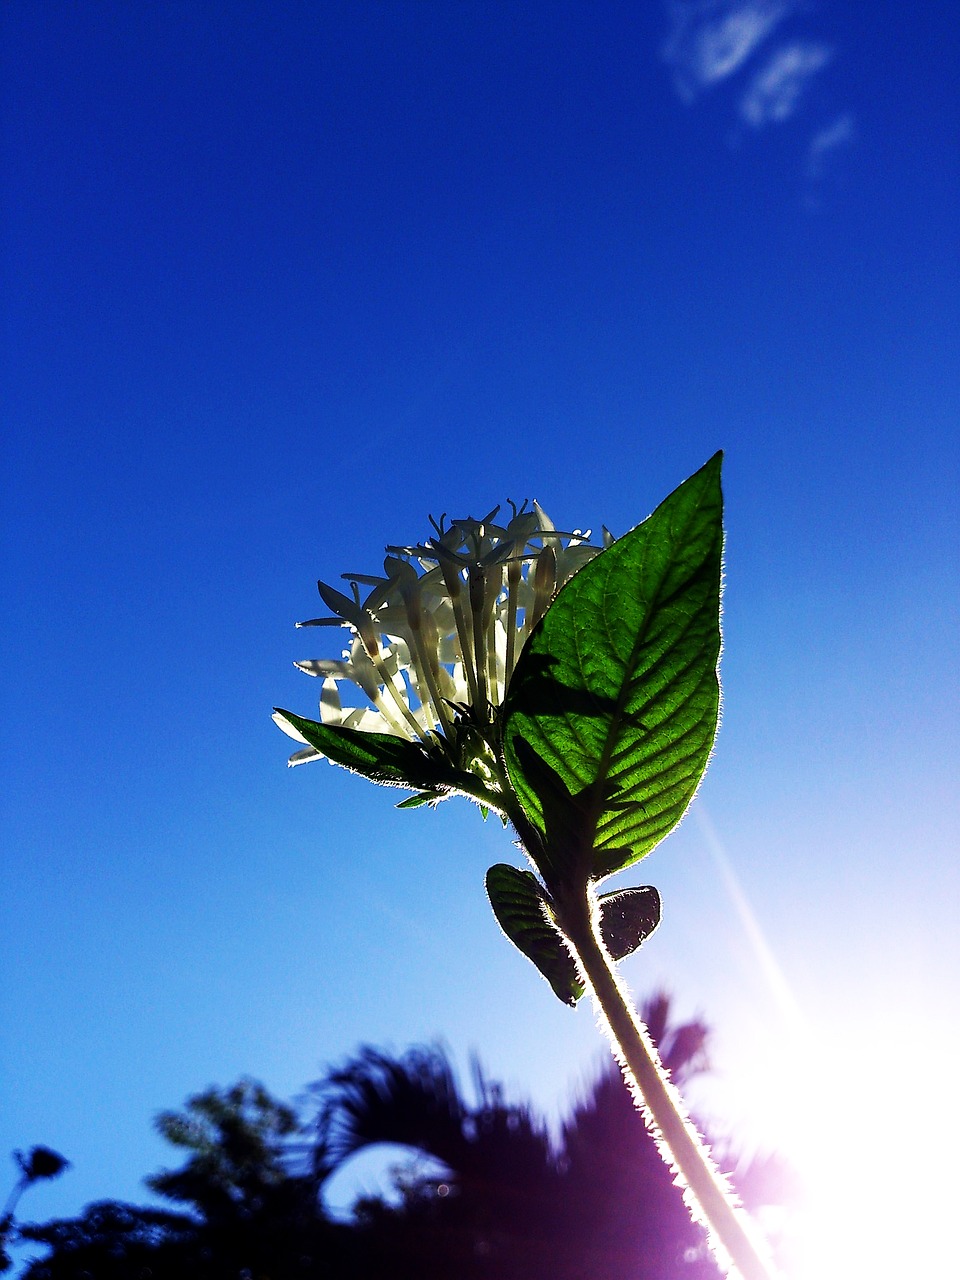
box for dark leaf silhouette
[597,885,662,960]
[486,862,661,1005]
[486,864,583,1005]
[14,1150,69,1185]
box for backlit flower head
[273,502,610,775]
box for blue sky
[2,2,958,1271]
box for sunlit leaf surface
[502,454,723,882]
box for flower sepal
[273,708,505,812]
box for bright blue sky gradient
[2,0,958,1257]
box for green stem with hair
[552,880,779,1280]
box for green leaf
[394,792,443,810]
[276,709,506,812]
[502,452,723,883]
[485,864,584,1006]
[597,886,661,960]
[274,709,451,791]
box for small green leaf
[502,453,723,882]
[394,792,443,810]
[485,864,584,1006]
[275,709,449,790]
[598,886,661,960]
[275,710,505,811]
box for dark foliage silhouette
[17,996,787,1278]
[308,993,735,1280]
[0,1149,70,1275]
[17,1081,347,1279]
[312,1045,566,1280]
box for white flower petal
[287,502,604,760]
[295,659,351,679]
[341,706,402,735]
[319,678,343,724]
[272,710,311,744]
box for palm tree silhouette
[307,993,776,1279]
[0,1148,70,1274]
[311,1045,564,1278]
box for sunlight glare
[764,1022,960,1279]
[695,809,960,1278]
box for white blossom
[273,502,610,767]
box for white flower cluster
[275,503,608,765]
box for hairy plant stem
[556,888,780,1280]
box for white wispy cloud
[660,0,855,200]
[662,0,792,100]
[740,41,833,127]
[806,112,856,178]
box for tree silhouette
[0,1148,70,1275]
[18,1082,347,1279]
[307,992,746,1279]
[18,996,789,1278]
[17,1201,199,1280]
[311,1045,566,1279]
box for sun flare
[757,1019,960,1279]
[695,811,959,1278]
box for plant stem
[559,893,780,1280]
